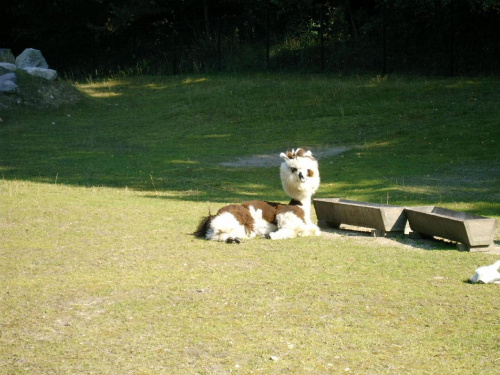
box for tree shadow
[319,225,500,253]
[1,74,499,216]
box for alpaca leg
[269,227,296,240]
[306,223,321,236]
[282,222,320,238]
[268,212,304,240]
[268,212,321,240]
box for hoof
[226,237,241,244]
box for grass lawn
[1,73,499,374]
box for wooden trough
[313,198,407,237]
[405,206,497,252]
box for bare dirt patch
[219,146,351,168]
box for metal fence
[45,4,499,77]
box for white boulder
[0,72,18,93]
[23,67,58,81]
[15,48,49,69]
[0,62,17,74]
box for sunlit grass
[75,79,128,98]
[182,77,208,84]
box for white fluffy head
[279,148,320,201]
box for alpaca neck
[289,196,313,223]
[301,198,312,223]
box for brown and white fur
[194,148,321,243]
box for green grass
[2,74,499,209]
[1,73,500,374]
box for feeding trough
[313,198,407,237]
[405,206,497,252]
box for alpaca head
[279,148,320,201]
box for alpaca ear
[304,150,312,157]
[280,152,289,160]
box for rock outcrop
[0,48,80,109]
[0,48,58,97]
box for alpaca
[194,148,321,243]
[468,260,500,284]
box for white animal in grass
[468,260,500,284]
[194,148,321,243]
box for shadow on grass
[1,119,499,213]
[1,74,499,215]
[320,226,500,253]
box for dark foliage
[2,0,499,76]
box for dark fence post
[91,28,96,75]
[131,26,136,66]
[320,5,325,71]
[449,0,454,76]
[217,18,221,71]
[266,8,270,69]
[172,33,177,75]
[382,3,387,75]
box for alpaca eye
[290,168,297,173]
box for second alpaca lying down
[468,260,500,284]
[195,148,321,243]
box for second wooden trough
[313,198,407,237]
[405,206,497,252]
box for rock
[15,48,49,69]
[0,79,18,93]
[23,67,57,81]
[0,62,17,74]
[0,49,15,63]
[0,72,18,93]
